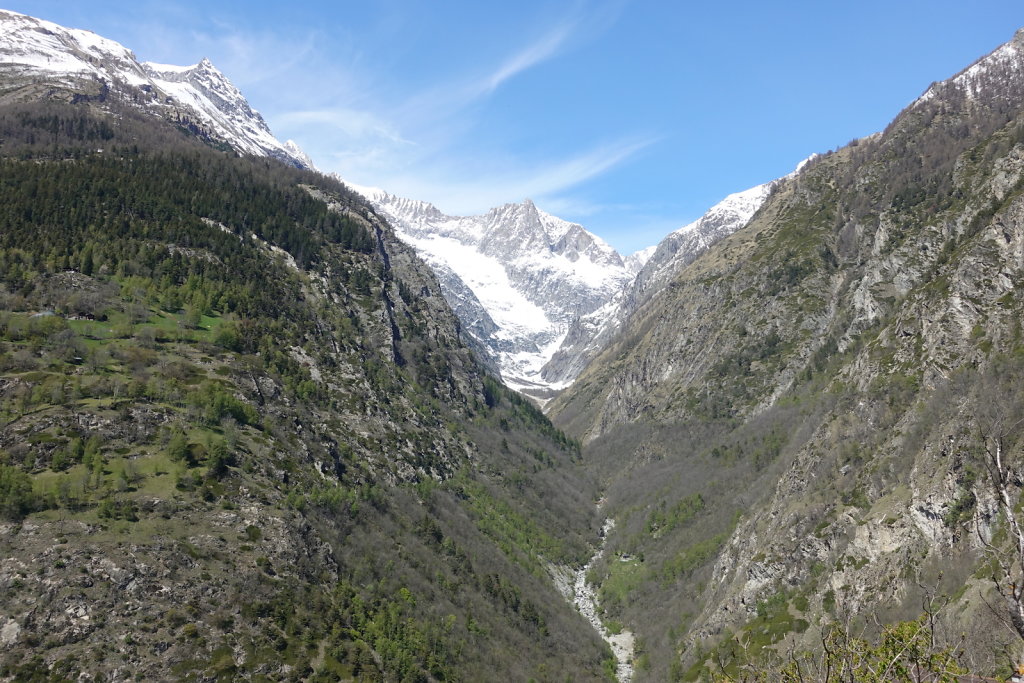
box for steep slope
[550,27,1024,680]
[0,9,309,168]
[355,179,784,400]
[352,186,633,394]
[0,36,611,683]
[542,179,783,387]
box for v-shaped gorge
[5,6,1024,681]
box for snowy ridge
[284,141,318,171]
[0,9,150,86]
[646,153,814,289]
[143,59,292,162]
[541,169,797,387]
[0,9,311,169]
[913,28,1024,107]
[644,181,777,292]
[346,183,632,391]
[624,246,657,276]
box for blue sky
[7,1,1024,254]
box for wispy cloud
[379,18,581,149]
[529,139,654,196]
[537,196,636,219]
[477,24,573,94]
[96,0,644,225]
[212,29,321,87]
[365,136,656,216]
[277,109,414,147]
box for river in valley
[552,517,634,682]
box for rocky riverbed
[551,518,634,682]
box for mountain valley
[3,8,1024,683]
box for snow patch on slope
[0,9,149,85]
[625,246,657,275]
[913,28,1024,107]
[401,234,553,341]
[142,59,294,161]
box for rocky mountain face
[0,102,611,681]
[541,180,782,388]
[351,186,636,396]
[549,26,1024,680]
[0,9,310,168]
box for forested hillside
[0,101,610,681]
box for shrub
[0,464,42,519]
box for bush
[97,497,138,521]
[205,438,235,479]
[0,464,41,519]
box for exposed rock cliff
[550,26,1024,680]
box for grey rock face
[547,27,1024,676]
[540,180,778,387]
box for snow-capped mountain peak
[540,161,808,389]
[347,185,632,393]
[0,10,312,169]
[670,183,774,242]
[144,57,246,117]
[284,140,318,171]
[475,199,625,271]
[348,167,795,397]
[140,57,296,162]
